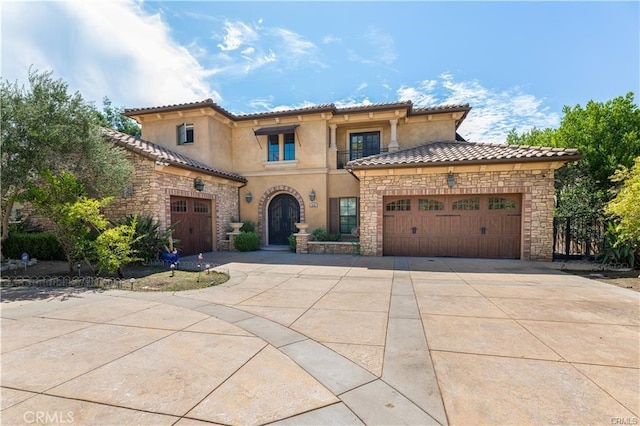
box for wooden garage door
[170,197,214,256]
[383,195,521,258]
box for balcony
[337,148,388,169]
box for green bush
[310,227,341,242]
[2,232,65,260]
[114,215,176,263]
[240,220,257,233]
[288,234,296,252]
[234,231,260,252]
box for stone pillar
[329,124,337,151]
[388,119,399,152]
[227,232,240,252]
[295,233,309,254]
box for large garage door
[383,194,521,258]
[170,197,214,256]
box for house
[102,99,580,260]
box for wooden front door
[268,194,300,245]
[383,195,521,258]
[170,197,213,256]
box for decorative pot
[295,223,309,234]
[230,222,244,233]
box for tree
[0,69,132,242]
[23,171,112,271]
[96,97,141,137]
[508,94,640,255]
[94,219,140,277]
[508,93,640,192]
[606,157,640,249]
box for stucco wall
[358,168,556,261]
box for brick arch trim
[258,185,306,244]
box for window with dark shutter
[177,123,194,145]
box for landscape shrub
[2,232,65,260]
[234,231,260,252]
[240,220,257,233]
[310,227,341,242]
[114,215,175,263]
[288,234,296,252]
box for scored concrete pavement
[2,251,638,425]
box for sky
[2,1,639,143]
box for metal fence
[553,216,606,260]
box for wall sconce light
[194,177,205,192]
[245,191,253,203]
[309,189,316,201]
[446,172,455,188]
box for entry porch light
[245,191,253,203]
[309,189,316,201]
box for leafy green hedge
[233,231,260,252]
[2,232,65,261]
[311,227,341,242]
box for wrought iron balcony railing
[337,148,388,169]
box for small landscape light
[130,278,135,290]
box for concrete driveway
[1,252,638,425]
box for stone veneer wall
[358,169,556,261]
[102,152,240,250]
[102,153,161,223]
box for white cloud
[395,74,560,143]
[356,82,368,91]
[365,27,397,65]
[241,47,255,55]
[2,1,220,107]
[268,28,325,68]
[397,80,438,105]
[322,34,341,44]
[216,20,258,51]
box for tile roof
[347,141,581,169]
[124,99,470,123]
[101,128,247,183]
[124,99,236,121]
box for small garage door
[383,194,521,258]
[170,197,214,256]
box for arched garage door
[383,194,521,258]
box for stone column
[329,124,337,151]
[388,119,399,152]
[227,232,240,252]
[295,233,309,254]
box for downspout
[345,168,360,181]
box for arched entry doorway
[268,194,300,245]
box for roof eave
[124,101,236,121]
[349,154,582,170]
[103,132,247,183]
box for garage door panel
[383,194,521,259]
[170,197,214,256]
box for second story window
[177,123,194,145]
[268,134,279,161]
[350,131,380,160]
[283,133,295,161]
